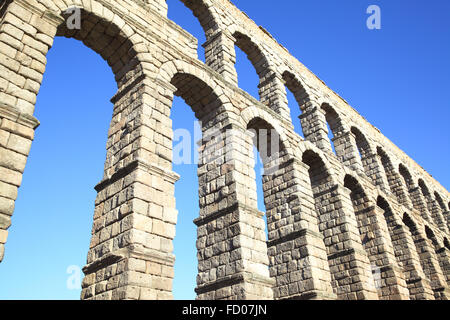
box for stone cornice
[95,159,180,192]
[0,104,40,129]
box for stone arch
[418,179,447,231]
[403,213,448,299]
[281,70,311,113]
[169,0,224,63]
[444,238,450,250]
[377,148,411,208]
[302,150,378,299]
[434,192,446,211]
[245,116,288,183]
[2,1,146,118]
[321,103,345,138]
[222,26,291,120]
[246,116,287,169]
[232,116,337,300]
[156,59,231,108]
[232,31,272,85]
[301,150,339,295]
[59,9,144,86]
[177,0,223,38]
[0,0,160,301]
[302,149,337,188]
[170,72,222,121]
[351,127,372,154]
[350,127,375,178]
[433,193,449,229]
[344,175,409,299]
[376,197,433,299]
[425,225,439,246]
[281,70,312,138]
[399,164,415,192]
[319,103,349,159]
[239,106,294,158]
[377,196,400,225]
[418,179,431,197]
[39,1,137,48]
[395,171,431,223]
[156,66,276,299]
[166,70,262,299]
[425,225,450,287]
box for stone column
[0,0,58,262]
[258,72,292,122]
[203,31,238,86]
[265,158,336,300]
[445,210,450,230]
[446,213,450,231]
[299,103,333,153]
[332,131,364,172]
[419,237,450,299]
[408,186,432,224]
[424,195,448,234]
[80,78,182,300]
[367,152,390,192]
[383,207,434,299]
[371,206,410,299]
[313,187,378,298]
[194,124,275,300]
[403,215,448,299]
[0,106,39,262]
[330,187,379,300]
[393,179,414,211]
[435,243,450,286]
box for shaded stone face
[0,0,448,300]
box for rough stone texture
[0,0,449,300]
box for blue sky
[0,0,449,300]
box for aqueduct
[0,0,449,300]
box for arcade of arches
[0,0,449,300]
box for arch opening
[377,197,431,299]
[302,150,346,298]
[168,71,227,300]
[403,213,447,299]
[0,4,149,300]
[377,147,409,206]
[246,117,286,243]
[170,94,200,300]
[344,176,400,299]
[399,164,414,192]
[58,8,139,88]
[444,238,450,250]
[177,0,219,39]
[246,118,286,256]
[351,127,372,175]
[282,71,308,138]
[321,104,343,156]
[233,32,270,100]
[0,34,116,299]
[167,0,209,61]
[418,179,446,230]
[434,192,446,211]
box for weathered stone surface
[0,0,448,301]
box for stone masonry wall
[0,0,449,300]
